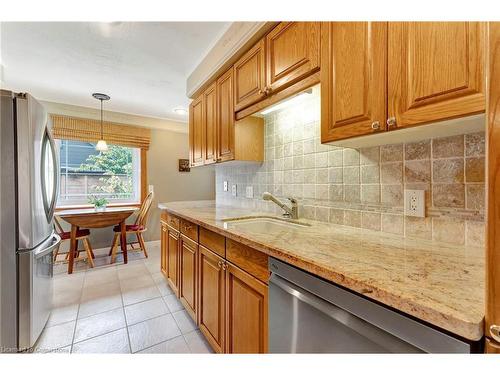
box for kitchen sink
[222,216,311,232]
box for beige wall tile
[361,185,380,203]
[303,154,315,169]
[466,184,485,210]
[301,205,315,220]
[381,162,403,184]
[360,147,380,165]
[405,216,432,240]
[362,212,381,231]
[405,140,430,160]
[432,218,465,245]
[315,185,329,200]
[432,135,464,158]
[361,165,380,184]
[344,210,361,227]
[465,157,485,182]
[328,167,343,183]
[381,214,404,235]
[328,150,343,167]
[315,206,329,222]
[381,185,403,206]
[432,184,465,208]
[329,184,343,201]
[344,185,360,202]
[381,144,403,163]
[343,166,360,184]
[405,160,431,183]
[329,208,344,225]
[315,152,329,168]
[315,169,328,184]
[343,148,360,166]
[465,132,485,157]
[466,221,485,247]
[432,158,464,183]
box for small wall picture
[178,158,190,172]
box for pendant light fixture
[92,92,110,151]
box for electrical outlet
[245,186,254,198]
[404,189,425,217]
[223,181,228,192]
[231,184,237,197]
[148,185,154,193]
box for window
[57,140,141,207]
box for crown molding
[186,21,277,98]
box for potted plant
[88,195,108,212]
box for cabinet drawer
[199,227,225,258]
[180,219,199,242]
[226,239,269,283]
[163,212,180,231]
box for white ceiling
[0,22,230,122]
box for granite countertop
[159,200,485,341]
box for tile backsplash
[215,86,485,246]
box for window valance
[51,114,151,150]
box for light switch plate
[404,189,425,217]
[231,184,237,197]
[223,181,228,192]
[245,186,254,198]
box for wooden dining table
[56,206,138,274]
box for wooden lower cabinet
[160,216,268,353]
[166,225,180,296]
[160,222,168,275]
[198,246,225,353]
[225,262,268,354]
[179,234,198,322]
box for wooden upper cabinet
[321,22,387,143]
[388,22,486,128]
[266,22,320,94]
[198,246,225,353]
[189,95,204,167]
[203,82,217,165]
[216,68,235,162]
[225,262,268,353]
[234,39,266,112]
[179,235,198,322]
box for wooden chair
[109,191,154,263]
[53,216,95,268]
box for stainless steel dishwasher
[269,258,476,353]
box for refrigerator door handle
[34,233,60,259]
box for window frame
[55,140,147,210]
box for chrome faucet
[262,192,299,219]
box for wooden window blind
[51,114,151,150]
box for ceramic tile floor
[35,241,213,354]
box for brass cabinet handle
[490,325,500,344]
[184,225,193,231]
[258,89,264,95]
[217,261,223,269]
[386,117,397,129]
[222,262,228,271]
[371,121,380,130]
[162,227,166,232]
[264,87,272,95]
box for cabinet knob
[371,121,380,130]
[264,87,272,95]
[386,117,397,128]
[258,89,264,95]
[491,325,500,344]
[217,261,223,269]
[222,263,228,270]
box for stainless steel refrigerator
[1,90,61,352]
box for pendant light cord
[100,99,104,140]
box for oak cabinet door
[203,82,217,165]
[225,263,268,353]
[321,22,387,142]
[198,246,225,353]
[189,95,204,167]
[216,68,235,162]
[160,223,167,275]
[166,227,180,296]
[388,22,485,128]
[234,39,266,112]
[179,235,198,322]
[266,22,320,94]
